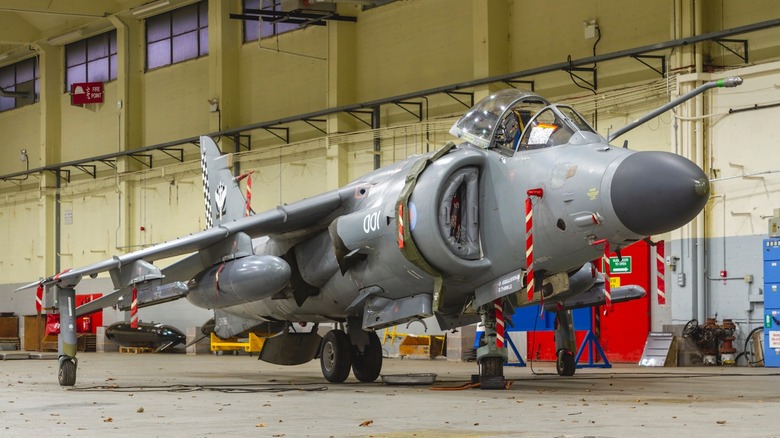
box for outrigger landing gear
[475,301,507,390]
[554,309,577,377]
[56,286,79,386]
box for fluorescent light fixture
[47,29,84,45]
[131,0,170,17]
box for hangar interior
[1,0,780,363]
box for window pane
[109,30,117,54]
[110,54,118,80]
[87,58,109,83]
[172,32,198,63]
[16,59,34,83]
[0,96,14,111]
[66,40,87,67]
[172,3,198,35]
[0,67,14,88]
[260,21,274,38]
[199,28,208,55]
[199,1,208,27]
[87,35,109,61]
[244,19,259,42]
[277,22,299,34]
[146,13,171,43]
[147,39,171,69]
[67,65,86,90]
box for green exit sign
[609,256,632,274]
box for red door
[598,240,652,362]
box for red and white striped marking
[397,203,405,249]
[35,284,43,313]
[494,298,505,348]
[656,241,666,305]
[131,287,138,329]
[245,173,252,217]
[601,241,612,311]
[525,188,543,301]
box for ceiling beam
[0,0,122,18]
[0,13,40,44]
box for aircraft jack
[575,308,612,369]
[474,302,508,389]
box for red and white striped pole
[525,188,544,301]
[130,287,139,329]
[593,239,612,312]
[656,241,666,305]
[493,298,505,349]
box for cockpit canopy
[449,89,602,154]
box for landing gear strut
[56,286,78,386]
[554,309,577,377]
[475,301,507,390]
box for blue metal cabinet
[764,239,780,367]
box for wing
[18,185,354,292]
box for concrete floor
[1,352,779,437]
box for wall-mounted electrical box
[764,238,780,367]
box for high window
[243,0,302,42]
[146,1,208,70]
[65,30,118,92]
[0,57,39,112]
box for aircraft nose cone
[610,151,709,236]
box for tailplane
[200,135,246,228]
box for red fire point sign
[71,82,104,105]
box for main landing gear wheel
[556,349,576,377]
[58,358,77,387]
[320,330,352,383]
[351,331,383,383]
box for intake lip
[610,151,709,236]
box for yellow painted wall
[355,0,474,101]
[59,182,119,268]
[237,26,329,150]
[60,81,122,161]
[0,104,40,175]
[130,170,203,247]
[511,0,674,94]
[238,27,328,126]
[704,1,780,65]
[706,61,780,238]
[143,58,210,146]
[4,0,780,284]
[0,197,41,277]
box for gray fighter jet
[20,77,741,388]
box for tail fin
[200,136,246,228]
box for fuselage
[194,89,709,328]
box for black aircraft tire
[556,349,576,377]
[58,359,77,387]
[320,330,352,383]
[351,331,383,383]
